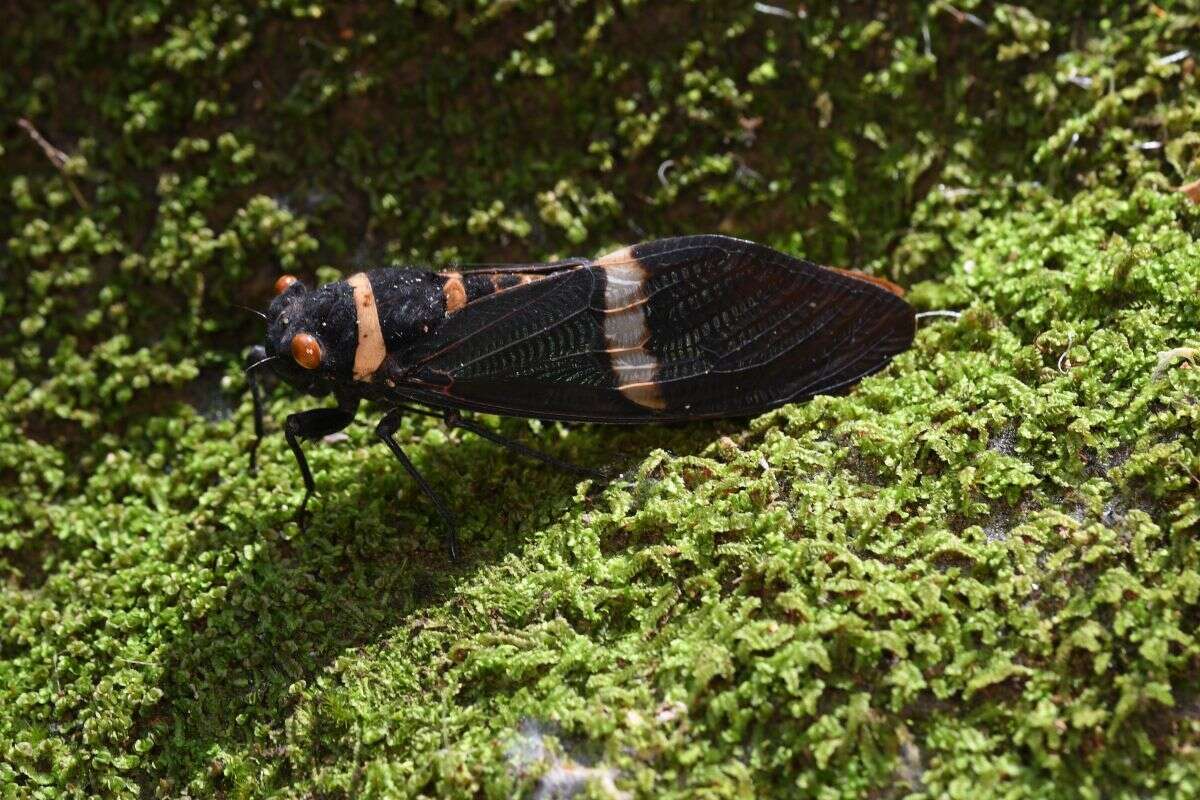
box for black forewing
[389,235,915,422]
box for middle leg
[375,408,461,561]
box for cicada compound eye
[291,332,323,370]
[274,274,299,295]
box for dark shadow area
[135,414,726,794]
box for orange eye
[275,274,299,295]
[291,333,322,369]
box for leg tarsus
[376,409,460,561]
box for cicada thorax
[333,268,552,389]
[324,269,441,384]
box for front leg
[244,345,269,472]
[284,404,358,528]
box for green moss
[2,1,1200,797]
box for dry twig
[17,117,89,209]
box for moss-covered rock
[2,1,1199,797]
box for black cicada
[246,235,915,559]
